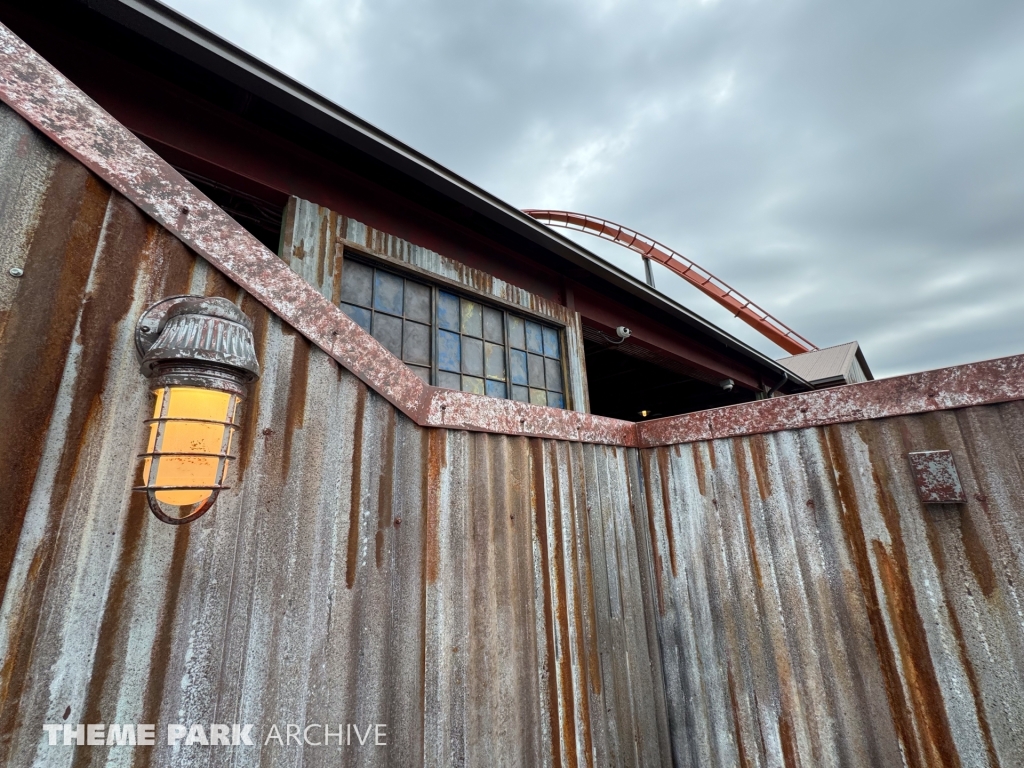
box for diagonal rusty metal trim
[0,21,1022,449]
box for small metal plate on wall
[908,450,967,503]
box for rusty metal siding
[642,407,1024,767]
[0,109,668,766]
[6,39,1024,768]
[281,196,591,413]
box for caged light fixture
[134,296,260,524]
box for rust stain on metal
[235,292,268,479]
[76,491,149,762]
[748,434,772,501]
[564,448,594,765]
[345,384,368,589]
[640,450,666,615]
[872,541,961,768]
[861,426,963,768]
[726,664,753,768]
[732,440,763,590]
[547,447,578,768]
[375,407,397,569]
[424,428,446,585]
[960,504,997,599]
[691,443,707,496]
[821,426,926,768]
[0,158,108,600]
[778,713,799,768]
[655,449,678,578]
[530,440,563,768]
[920,516,1001,766]
[281,333,310,477]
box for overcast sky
[164,0,1024,378]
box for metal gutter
[75,0,811,390]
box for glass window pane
[484,342,506,380]
[373,270,404,315]
[438,329,461,372]
[544,358,563,392]
[525,321,544,354]
[461,299,482,337]
[547,391,565,409]
[529,388,547,406]
[438,371,461,390]
[409,365,431,383]
[341,303,371,331]
[340,260,373,306]
[403,321,430,366]
[462,376,485,395]
[542,327,560,358]
[485,380,507,399]
[438,291,460,331]
[508,315,526,349]
[483,307,504,343]
[510,349,528,385]
[527,353,545,388]
[462,337,484,376]
[372,313,403,357]
[405,281,431,323]
[512,384,530,403]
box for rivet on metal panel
[908,450,967,503]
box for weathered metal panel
[643,406,1024,766]
[281,196,591,414]
[0,109,668,766]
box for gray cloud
[165,0,1024,377]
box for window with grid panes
[339,258,567,408]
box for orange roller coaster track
[524,209,817,355]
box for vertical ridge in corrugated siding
[0,104,668,767]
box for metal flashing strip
[0,20,1022,448]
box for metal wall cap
[137,295,260,381]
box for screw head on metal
[8,267,24,277]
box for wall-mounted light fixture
[134,296,260,525]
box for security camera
[719,378,735,392]
[615,326,632,340]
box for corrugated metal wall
[0,105,668,767]
[643,410,1024,767]
[4,98,1024,768]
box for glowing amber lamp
[134,296,259,525]
[141,386,240,506]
